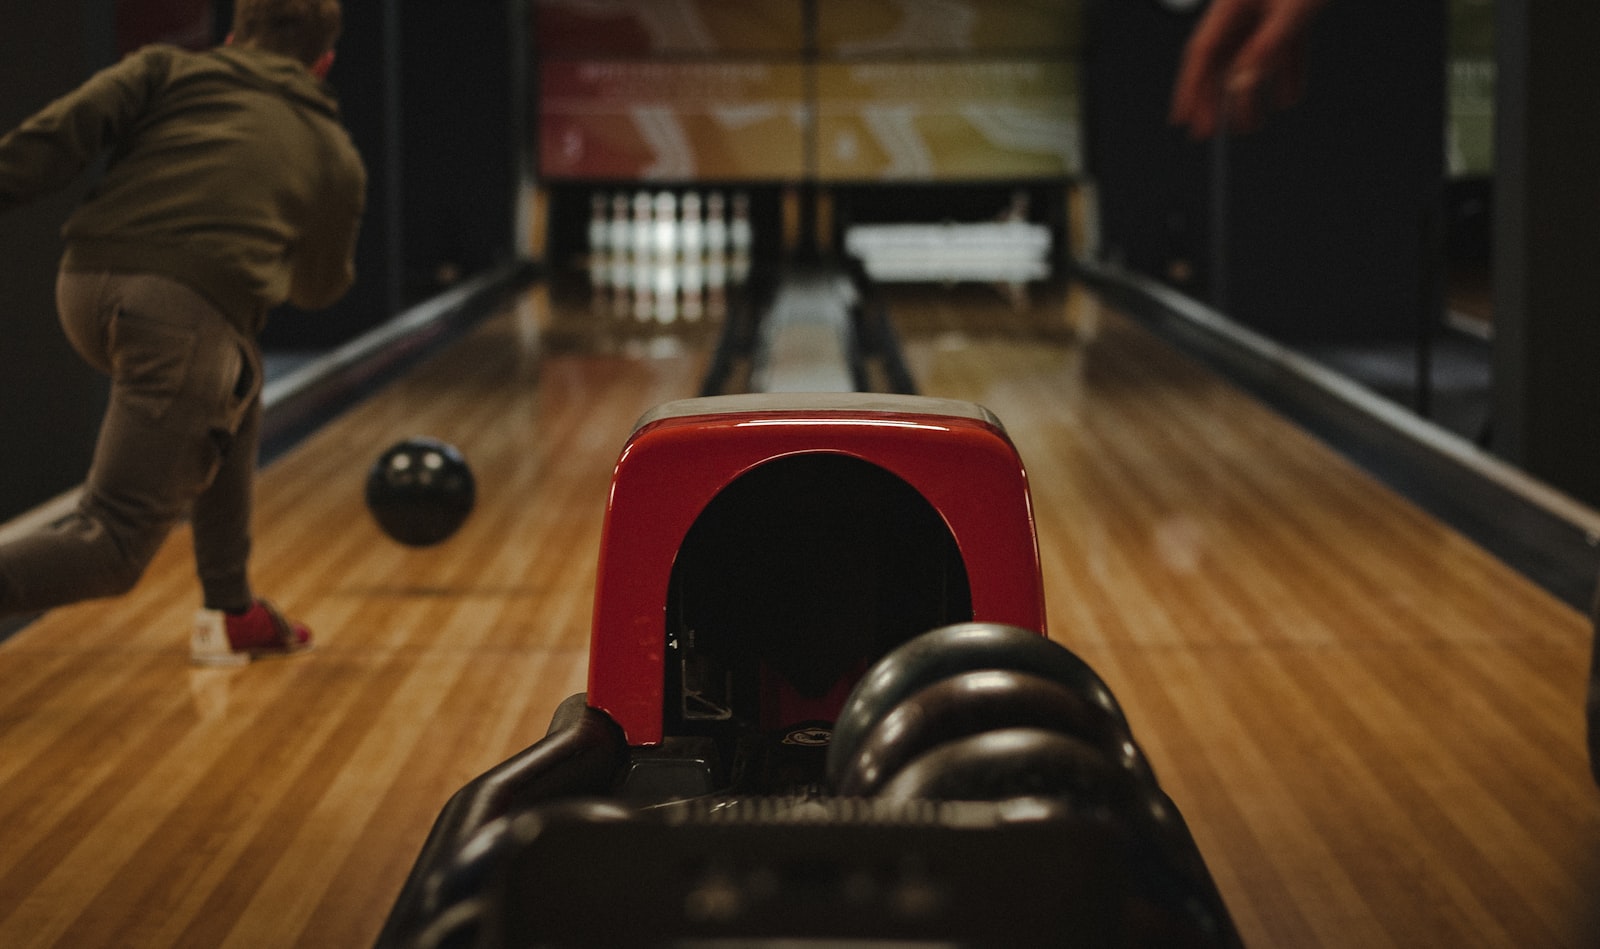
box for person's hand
[1170,0,1328,138]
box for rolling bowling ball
[365,437,476,547]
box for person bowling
[0,0,366,664]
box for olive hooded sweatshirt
[0,43,366,335]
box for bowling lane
[0,286,717,948]
[882,277,1600,948]
[1,260,1595,948]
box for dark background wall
[254,0,526,348]
[1084,0,1600,505]
[0,6,115,521]
[1491,2,1600,506]
[1086,0,1447,344]
[1082,1,1212,299]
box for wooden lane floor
[0,284,714,948]
[0,272,1595,947]
[888,279,1600,947]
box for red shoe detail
[191,600,312,665]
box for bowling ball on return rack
[364,437,476,547]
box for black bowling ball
[365,437,476,547]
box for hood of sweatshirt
[204,45,340,120]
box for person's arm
[287,156,366,310]
[1170,0,1328,138]
[0,49,167,214]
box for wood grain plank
[891,281,1600,948]
[1,276,1596,948]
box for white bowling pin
[705,191,728,255]
[631,191,654,256]
[680,191,704,258]
[653,191,677,256]
[608,192,631,253]
[730,191,753,253]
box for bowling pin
[608,192,631,255]
[1003,188,1029,223]
[680,190,704,259]
[653,191,677,257]
[728,191,752,284]
[730,191,753,254]
[588,192,610,256]
[631,190,654,257]
[653,255,679,323]
[705,191,728,255]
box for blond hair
[231,0,342,66]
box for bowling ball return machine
[378,394,1241,948]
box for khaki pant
[0,272,261,616]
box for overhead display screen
[539,61,808,180]
[815,0,1083,55]
[535,0,805,55]
[533,0,1084,183]
[816,61,1081,181]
